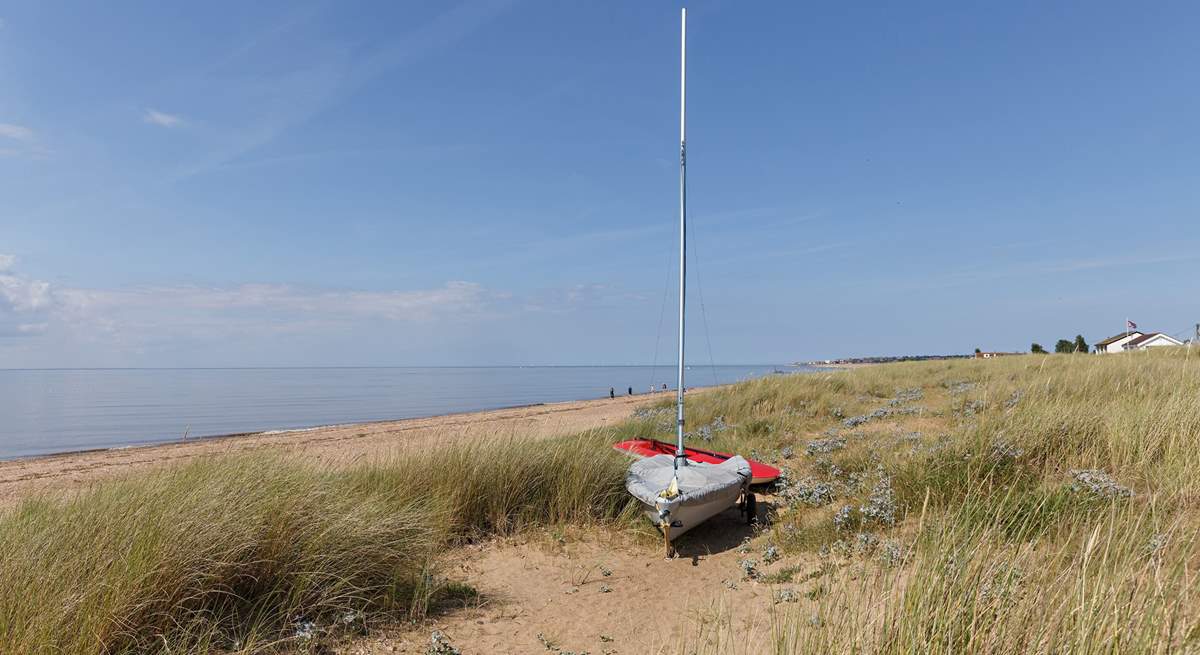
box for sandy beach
[0,391,673,508]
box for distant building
[1094,330,1184,353]
[1122,333,1184,351]
[1093,331,1142,354]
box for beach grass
[2,348,1198,653]
[0,435,633,653]
[677,348,1199,654]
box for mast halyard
[674,7,688,470]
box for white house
[1093,331,1142,354]
[1122,332,1184,350]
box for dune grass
[0,434,633,653]
[2,349,1197,653]
[673,348,1199,654]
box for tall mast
[675,7,687,468]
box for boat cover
[625,453,751,519]
[613,438,780,484]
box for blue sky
[2,1,1198,367]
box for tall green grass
[0,434,633,653]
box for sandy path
[350,513,801,655]
[0,392,671,507]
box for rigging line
[688,211,720,388]
[1169,326,1194,341]
[649,221,676,391]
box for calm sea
[0,365,808,460]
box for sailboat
[622,8,755,556]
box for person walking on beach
[610,387,615,399]
[627,386,633,396]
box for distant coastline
[802,354,971,368]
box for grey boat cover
[625,454,751,517]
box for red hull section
[612,438,780,485]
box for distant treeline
[1030,334,1088,354]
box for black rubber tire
[745,493,757,525]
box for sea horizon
[0,364,812,460]
[0,363,795,371]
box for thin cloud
[144,109,185,128]
[522,283,649,314]
[846,247,1200,294]
[55,280,495,328]
[0,257,55,338]
[0,123,34,141]
[1038,252,1200,274]
[0,256,628,365]
[170,0,513,181]
[0,254,500,345]
[705,242,848,267]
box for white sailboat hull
[633,483,743,537]
[625,454,751,537]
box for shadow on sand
[668,495,775,560]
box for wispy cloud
[0,123,50,159]
[0,123,34,141]
[0,255,662,368]
[0,255,54,337]
[58,281,493,323]
[521,283,649,314]
[1,252,500,346]
[844,246,1200,294]
[167,0,513,181]
[1037,252,1200,275]
[47,281,499,348]
[143,109,185,128]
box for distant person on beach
[609,387,615,399]
[649,385,655,394]
[627,387,633,396]
[662,383,668,391]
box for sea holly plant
[805,436,846,455]
[878,540,906,567]
[990,440,1024,462]
[427,631,461,655]
[1069,469,1133,498]
[832,505,856,531]
[888,387,924,406]
[774,588,800,604]
[859,469,897,527]
[777,472,835,507]
[762,545,781,564]
[686,415,732,442]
